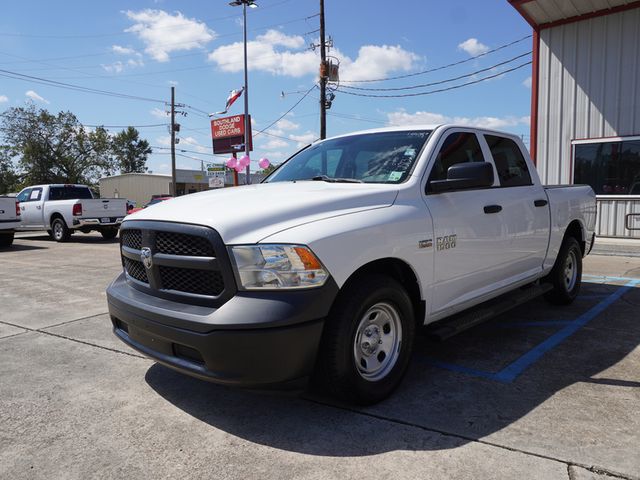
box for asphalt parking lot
[1,233,639,480]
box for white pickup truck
[0,196,21,248]
[107,125,596,404]
[16,184,126,242]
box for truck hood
[126,181,398,244]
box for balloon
[226,157,237,169]
[258,158,270,169]
[239,155,250,168]
[234,163,244,173]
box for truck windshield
[48,186,93,200]
[265,130,431,184]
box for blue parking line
[497,320,574,328]
[422,278,640,383]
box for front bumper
[107,272,338,388]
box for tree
[259,163,278,175]
[111,126,152,173]
[0,147,20,194]
[0,105,115,186]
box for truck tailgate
[0,197,19,222]
[80,199,127,219]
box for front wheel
[51,217,70,242]
[316,274,415,405]
[544,236,582,305]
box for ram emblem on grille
[140,247,153,269]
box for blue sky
[0,0,533,174]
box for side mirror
[429,162,494,193]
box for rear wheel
[544,236,582,305]
[316,274,415,405]
[51,217,70,242]
[100,227,118,240]
[0,231,14,248]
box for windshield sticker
[388,171,403,181]
[404,148,416,157]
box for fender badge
[418,239,433,249]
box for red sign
[211,114,252,154]
[211,115,245,139]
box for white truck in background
[0,196,21,248]
[15,184,126,242]
[107,125,597,405]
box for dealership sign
[211,114,252,154]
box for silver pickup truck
[0,196,20,248]
[16,184,126,241]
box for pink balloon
[239,155,250,168]
[226,157,237,169]
[234,163,244,173]
[258,158,270,169]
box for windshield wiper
[311,175,363,183]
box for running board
[426,283,554,341]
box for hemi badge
[418,239,433,249]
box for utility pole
[170,86,177,197]
[319,0,327,140]
[242,2,251,184]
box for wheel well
[564,220,585,255]
[49,213,64,227]
[342,258,425,326]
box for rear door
[481,134,550,279]
[423,129,511,315]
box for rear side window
[49,186,93,200]
[429,132,484,181]
[485,135,532,187]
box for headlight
[230,244,329,290]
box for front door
[18,187,44,228]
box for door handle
[21,206,25,211]
[534,199,548,207]
[36,205,42,210]
[484,205,502,214]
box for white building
[511,0,640,238]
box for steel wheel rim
[53,222,63,240]
[564,249,578,291]
[353,302,402,381]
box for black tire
[0,231,14,248]
[100,227,118,240]
[315,274,415,405]
[544,236,582,305]
[51,217,71,242]
[46,229,53,239]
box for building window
[573,137,640,195]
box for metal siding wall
[596,198,640,237]
[99,176,170,207]
[537,8,640,237]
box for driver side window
[429,132,485,181]
[17,189,32,203]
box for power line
[0,111,168,130]
[340,52,531,92]
[0,67,166,104]
[339,34,532,83]
[337,61,532,98]
[254,84,317,137]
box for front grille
[121,229,142,250]
[156,231,214,257]
[123,257,148,283]
[119,222,234,307]
[159,266,224,296]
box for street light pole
[242,2,250,185]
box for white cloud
[339,45,420,82]
[168,80,178,86]
[156,135,171,146]
[275,118,299,131]
[101,61,126,74]
[0,95,8,103]
[150,107,168,119]
[261,138,289,150]
[180,136,208,153]
[208,29,420,81]
[523,76,532,88]
[386,109,530,130]
[112,45,141,56]
[124,9,216,62]
[25,90,49,104]
[288,132,317,147]
[458,38,489,56]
